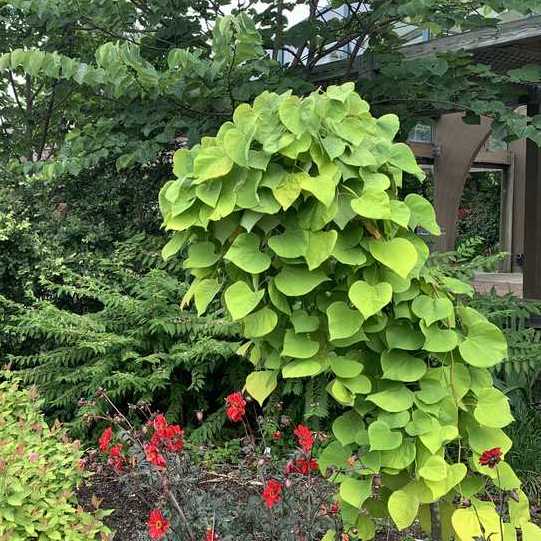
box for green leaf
[282,358,322,378]
[245,371,277,406]
[421,323,459,353]
[193,145,233,181]
[339,478,372,509]
[405,194,441,235]
[368,420,402,451]
[243,307,278,338]
[327,379,354,406]
[318,441,351,476]
[459,321,508,368]
[493,462,521,490]
[376,114,400,140]
[282,329,320,359]
[386,320,424,350]
[272,172,303,210]
[351,190,391,219]
[348,281,392,319]
[224,233,271,274]
[196,180,223,207]
[522,522,541,541]
[388,489,419,530]
[329,355,364,378]
[193,278,221,316]
[367,383,414,412]
[305,230,338,270]
[322,134,346,160]
[368,238,418,279]
[419,455,448,482]
[291,310,319,333]
[162,231,189,261]
[279,95,303,135]
[327,302,364,341]
[301,168,338,208]
[184,241,220,268]
[274,265,329,296]
[268,279,291,314]
[268,227,307,258]
[333,410,362,445]
[340,374,372,394]
[412,295,454,327]
[224,281,265,320]
[381,350,427,382]
[389,200,411,228]
[389,143,425,180]
[223,127,250,166]
[327,82,355,102]
[474,388,514,428]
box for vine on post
[160,84,538,540]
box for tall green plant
[161,85,539,540]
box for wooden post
[523,102,541,299]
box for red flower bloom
[204,527,219,541]
[262,479,283,509]
[479,447,502,468]
[272,431,282,441]
[293,424,314,453]
[108,443,124,472]
[98,426,113,453]
[147,509,169,540]
[285,457,318,475]
[145,443,167,469]
[153,414,168,433]
[225,392,246,423]
[148,414,185,454]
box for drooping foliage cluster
[161,84,538,539]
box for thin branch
[7,70,23,112]
[38,82,57,161]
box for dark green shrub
[0,379,111,540]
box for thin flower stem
[165,484,196,541]
[496,468,505,541]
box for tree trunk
[430,502,442,541]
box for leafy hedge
[0,379,111,540]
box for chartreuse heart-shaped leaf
[272,171,304,210]
[193,278,221,316]
[245,370,277,406]
[223,127,251,166]
[388,489,419,530]
[340,374,371,394]
[389,143,425,180]
[326,379,354,406]
[224,233,271,274]
[326,302,363,341]
[452,500,502,541]
[340,478,373,509]
[368,420,402,451]
[405,193,441,235]
[351,190,391,219]
[522,522,541,541]
[474,388,514,428]
[369,238,418,279]
[418,455,448,482]
[381,350,427,382]
[291,310,319,333]
[268,227,307,258]
[243,307,278,338]
[184,241,220,268]
[301,164,339,208]
[386,321,424,350]
[329,355,363,378]
[193,145,233,182]
[282,329,320,359]
[459,321,507,368]
[332,410,363,446]
[224,281,264,320]
[367,383,414,412]
[412,295,454,327]
[274,265,329,296]
[348,281,392,319]
[282,358,323,378]
[305,230,338,269]
[421,323,458,353]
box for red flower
[147,509,169,540]
[272,431,282,441]
[293,424,314,453]
[108,443,124,472]
[153,414,168,433]
[479,447,502,468]
[204,527,219,541]
[148,414,185,454]
[329,501,340,515]
[285,457,318,475]
[98,426,113,453]
[145,443,167,469]
[262,479,283,509]
[225,392,246,423]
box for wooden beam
[523,102,541,299]
[312,15,541,82]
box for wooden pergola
[316,15,541,299]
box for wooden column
[523,103,541,299]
